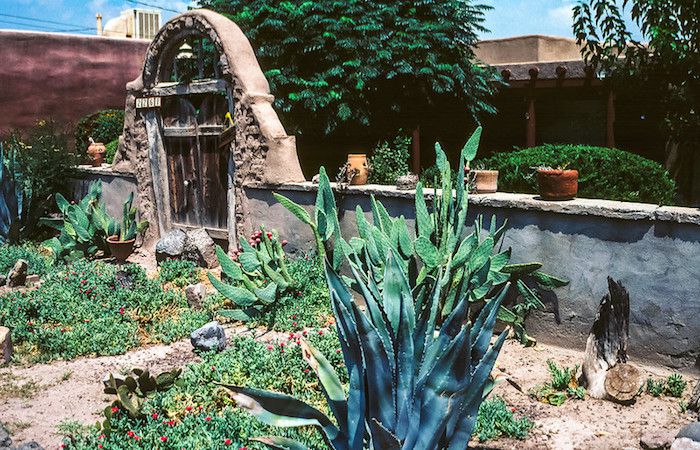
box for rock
[155,229,189,263]
[312,174,320,184]
[6,260,28,288]
[0,421,11,448]
[677,423,700,442]
[0,327,12,365]
[185,283,207,310]
[689,381,700,413]
[0,275,5,287]
[102,373,126,390]
[672,438,700,450]
[190,321,226,352]
[14,442,44,450]
[396,173,419,191]
[641,430,676,449]
[115,270,134,290]
[186,229,219,268]
[24,275,40,286]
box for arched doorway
[115,10,305,249]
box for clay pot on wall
[537,169,578,200]
[347,154,369,185]
[87,142,106,167]
[472,170,499,194]
[107,235,135,263]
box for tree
[198,0,499,137]
[573,0,700,202]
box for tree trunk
[582,278,641,401]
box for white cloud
[548,3,575,25]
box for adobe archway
[113,9,305,248]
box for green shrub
[105,139,119,164]
[475,144,676,204]
[475,396,534,442]
[665,374,687,398]
[61,333,345,449]
[0,244,52,277]
[159,259,198,288]
[530,360,585,406]
[0,260,211,363]
[74,110,124,157]
[367,132,411,185]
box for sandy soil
[1,329,697,450]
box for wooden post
[606,89,616,148]
[412,125,421,174]
[526,95,536,148]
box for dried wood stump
[582,277,642,401]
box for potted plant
[466,162,499,194]
[536,165,579,200]
[346,153,369,185]
[87,137,106,167]
[106,193,149,262]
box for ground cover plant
[158,259,198,288]
[473,396,534,442]
[0,259,211,363]
[646,374,688,398]
[0,244,52,277]
[475,144,676,204]
[61,332,347,449]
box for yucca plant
[0,143,33,245]
[208,226,293,321]
[222,251,509,449]
[276,127,567,346]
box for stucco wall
[244,183,700,372]
[0,30,149,133]
[475,35,583,65]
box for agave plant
[0,142,32,245]
[222,250,509,450]
[208,226,293,321]
[276,127,567,346]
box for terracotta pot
[473,170,499,194]
[87,142,106,167]
[537,169,578,200]
[347,154,368,185]
[107,236,135,262]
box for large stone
[672,438,700,450]
[185,283,207,310]
[677,423,700,443]
[6,260,27,288]
[0,421,11,448]
[0,327,12,365]
[190,321,226,353]
[186,228,219,268]
[155,229,189,262]
[689,381,700,413]
[641,430,676,449]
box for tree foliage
[198,0,499,136]
[573,0,700,199]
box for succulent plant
[42,181,112,261]
[0,142,33,245]
[276,127,568,346]
[208,226,293,321]
[110,192,149,242]
[99,367,182,436]
[222,249,509,449]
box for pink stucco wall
[0,30,149,133]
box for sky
[0,0,641,39]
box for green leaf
[216,245,243,281]
[273,193,313,226]
[532,271,569,289]
[414,236,439,268]
[239,252,262,273]
[251,437,310,450]
[502,262,543,274]
[462,126,482,163]
[218,308,261,322]
[207,273,258,307]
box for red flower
[111,406,119,413]
[118,307,125,315]
[224,438,232,445]
[98,445,103,449]
[160,436,168,442]
[292,321,297,326]
[134,436,140,441]
[205,416,212,422]
[318,330,324,335]
[211,365,216,371]
[266,345,273,350]
[151,413,158,419]
[168,420,175,426]
[185,406,192,412]
[127,431,135,437]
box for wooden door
[161,93,229,232]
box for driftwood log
[582,277,642,402]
